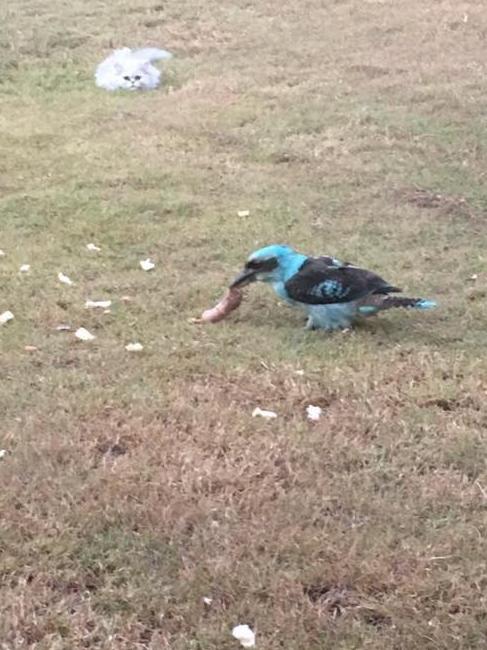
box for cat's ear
[140,63,150,74]
[114,62,124,74]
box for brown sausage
[200,288,243,323]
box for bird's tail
[358,295,437,316]
[132,47,173,62]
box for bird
[230,244,436,331]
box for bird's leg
[304,315,316,330]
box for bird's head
[230,244,303,288]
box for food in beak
[199,287,243,323]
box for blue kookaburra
[230,244,436,330]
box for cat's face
[114,61,151,90]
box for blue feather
[358,305,379,315]
[306,303,358,330]
[414,299,437,310]
[248,245,307,282]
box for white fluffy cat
[95,47,173,91]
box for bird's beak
[229,267,258,289]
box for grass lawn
[1,0,487,647]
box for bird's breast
[272,281,297,305]
[306,302,359,330]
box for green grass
[1,0,487,647]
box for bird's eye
[134,75,141,81]
[123,76,130,81]
[246,257,278,272]
[246,260,261,270]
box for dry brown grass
[1,0,487,647]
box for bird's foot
[304,316,318,331]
